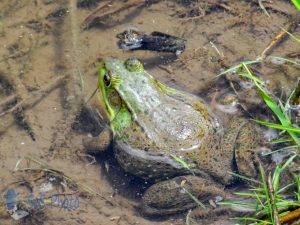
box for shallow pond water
[0,1,299,225]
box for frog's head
[97,58,145,132]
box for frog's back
[107,58,225,180]
[111,59,220,153]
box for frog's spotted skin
[96,58,260,215]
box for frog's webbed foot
[142,175,226,215]
[83,126,113,154]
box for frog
[85,57,261,215]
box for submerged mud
[0,0,299,224]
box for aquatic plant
[219,28,300,224]
[219,60,300,149]
[220,154,299,224]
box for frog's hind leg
[142,175,226,215]
[234,120,261,178]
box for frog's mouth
[98,62,116,122]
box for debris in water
[39,182,54,193]
[10,210,29,220]
[117,29,186,54]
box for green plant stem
[267,173,280,225]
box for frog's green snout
[125,58,144,72]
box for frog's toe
[142,175,226,215]
[83,127,112,154]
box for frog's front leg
[83,126,113,154]
[142,175,226,215]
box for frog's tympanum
[92,58,261,215]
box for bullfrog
[87,58,261,215]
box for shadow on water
[96,149,151,203]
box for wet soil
[0,0,299,225]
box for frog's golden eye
[104,73,111,87]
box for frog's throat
[110,102,133,134]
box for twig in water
[259,19,296,59]
[280,208,300,223]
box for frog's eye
[125,58,144,72]
[104,73,111,87]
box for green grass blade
[270,56,300,67]
[182,187,206,208]
[218,60,262,76]
[296,175,300,201]
[231,217,272,224]
[85,87,98,104]
[291,0,300,12]
[272,166,281,192]
[270,138,293,144]
[257,87,300,146]
[234,192,266,198]
[218,201,257,207]
[258,0,270,17]
[281,154,298,170]
[254,191,265,209]
[229,172,261,184]
[254,120,300,133]
[256,88,288,124]
[259,164,274,224]
[242,63,300,147]
[237,72,265,85]
[278,182,296,194]
[170,154,195,175]
[262,145,298,156]
[282,27,300,44]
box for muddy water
[0,1,299,225]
